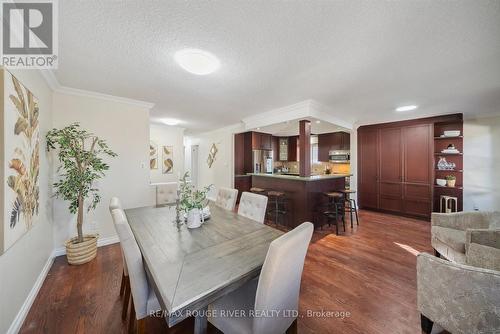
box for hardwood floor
[20,210,436,334]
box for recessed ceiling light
[174,48,220,75]
[162,118,180,126]
[395,105,418,112]
[315,120,321,124]
[256,127,261,130]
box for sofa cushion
[431,226,466,254]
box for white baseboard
[52,234,120,257]
[7,234,120,333]
[6,250,55,334]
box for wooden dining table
[124,203,284,334]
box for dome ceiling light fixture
[162,118,180,126]
[395,105,418,112]
[174,48,220,75]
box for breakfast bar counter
[249,173,351,228]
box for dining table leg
[194,306,208,334]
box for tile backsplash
[275,161,350,175]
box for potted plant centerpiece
[178,172,211,228]
[46,123,117,265]
[445,175,456,187]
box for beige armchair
[417,251,500,334]
[419,219,500,334]
[431,211,500,263]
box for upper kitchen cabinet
[288,136,299,161]
[251,132,272,150]
[318,131,350,161]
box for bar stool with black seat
[322,191,346,235]
[339,189,359,228]
[267,190,288,226]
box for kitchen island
[249,173,351,228]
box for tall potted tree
[47,123,117,265]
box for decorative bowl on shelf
[443,130,461,137]
[436,179,447,186]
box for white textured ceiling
[56,1,500,133]
[256,117,348,137]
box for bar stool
[322,192,345,235]
[267,191,288,226]
[250,187,267,195]
[440,195,458,213]
[339,189,359,228]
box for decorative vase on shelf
[437,157,448,170]
[187,208,202,229]
[447,179,456,187]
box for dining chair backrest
[238,192,268,224]
[215,187,238,211]
[111,209,150,319]
[156,183,178,206]
[109,197,128,276]
[253,222,314,334]
[109,196,122,212]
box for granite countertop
[247,173,351,181]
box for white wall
[149,124,184,183]
[464,115,500,211]
[188,124,244,190]
[52,92,153,248]
[0,70,54,334]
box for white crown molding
[55,86,155,109]
[309,100,353,130]
[241,99,354,131]
[241,100,313,130]
[39,69,155,109]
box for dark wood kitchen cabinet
[318,132,350,162]
[357,114,461,219]
[288,136,299,161]
[250,132,272,150]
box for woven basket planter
[65,234,99,265]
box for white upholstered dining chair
[215,187,239,211]
[109,197,131,319]
[238,191,268,224]
[209,222,314,334]
[155,183,178,206]
[111,209,162,334]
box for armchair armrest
[417,253,500,334]
[465,229,500,271]
[431,212,496,231]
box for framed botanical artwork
[162,146,173,174]
[150,141,158,169]
[1,69,40,254]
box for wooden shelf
[434,152,463,156]
[434,185,463,190]
[434,136,463,140]
[435,169,463,172]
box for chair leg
[420,314,433,334]
[122,278,130,320]
[353,200,359,225]
[349,201,354,229]
[120,270,126,297]
[129,298,136,334]
[137,318,146,334]
[286,319,298,334]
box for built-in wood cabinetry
[251,132,272,150]
[288,136,299,161]
[358,114,462,219]
[318,131,350,162]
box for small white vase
[187,208,202,229]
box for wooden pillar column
[299,120,311,177]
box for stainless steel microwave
[329,150,350,163]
